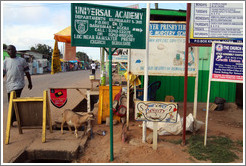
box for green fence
[139,47,236,103]
[140,73,236,103]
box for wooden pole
[5,91,15,145]
[109,48,114,161]
[182,3,191,146]
[126,49,131,129]
[193,47,199,120]
[143,2,150,143]
[46,91,53,133]
[153,122,158,150]
[42,91,47,143]
[13,95,23,134]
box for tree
[76,51,90,62]
[30,43,53,56]
[3,43,7,50]
[30,43,63,61]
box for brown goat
[61,109,94,138]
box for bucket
[89,74,95,80]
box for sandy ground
[79,101,244,164]
[2,70,244,164]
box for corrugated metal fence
[140,47,236,102]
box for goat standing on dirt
[61,109,94,138]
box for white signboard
[130,21,197,76]
[135,101,178,123]
[190,3,243,44]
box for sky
[2,1,187,61]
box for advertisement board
[210,42,243,83]
[71,3,146,49]
[130,21,197,76]
[189,3,243,44]
[135,101,178,123]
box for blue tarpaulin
[69,60,78,63]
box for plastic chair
[136,81,161,101]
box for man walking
[91,61,97,75]
[3,45,33,126]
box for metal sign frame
[183,2,244,146]
[71,3,147,161]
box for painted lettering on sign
[71,3,146,49]
[135,101,178,123]
[130,21,197,76]
[211,42,243,83]
[190,3,243,44]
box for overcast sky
[2,1,187,60]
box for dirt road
[2,70,244,164]
[2,70,100,125]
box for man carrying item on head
[3,45,33,126]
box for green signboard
[71,3,146,49]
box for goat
[61,109,94,138]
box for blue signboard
[211,42,243,83]
[149,23,186,37]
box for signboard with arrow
[71,3,146,49]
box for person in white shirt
[90,61,97,75]
[3,45,32,126]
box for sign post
[204,42,243,146]
[183,2,243,145]
[108,48,113,161]
[143,3,150,143]
[71,3,146,161]
[135,101,178,149]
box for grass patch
[235,140,243,147]
[187,135,240,163]
[165,139,182,145]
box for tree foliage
[30,43,53,56]
[76,51,90,62]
